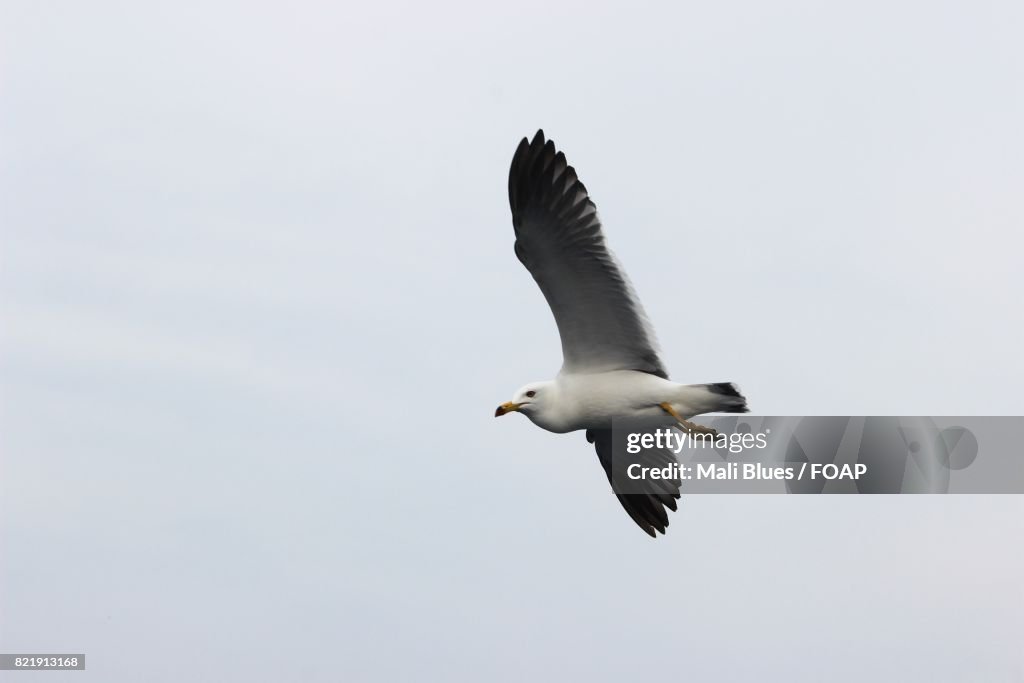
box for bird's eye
[526,390,536,398]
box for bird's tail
[689,382,749,414]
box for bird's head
[495,381,554,419]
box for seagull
[495,130,748,537]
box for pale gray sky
[1,1,1022,681]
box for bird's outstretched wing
[508,130,667,379]
[587,427,681,537]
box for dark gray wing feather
[508,130,668,379]
[587,427,681,538]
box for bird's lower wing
[587,426,681,538]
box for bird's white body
[513,371,729,434]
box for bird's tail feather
[693,382,749,414]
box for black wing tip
[511,129,553,167]
[590,429,680,538]
[619,493,678,538]
[508,128,594,227]
[509,130,547,214]
[528,129,550,156]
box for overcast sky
[2,1,1023,681]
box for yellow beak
[494,402,521,417]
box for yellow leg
[658,402,718,436]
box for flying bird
[495,130,748,537]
